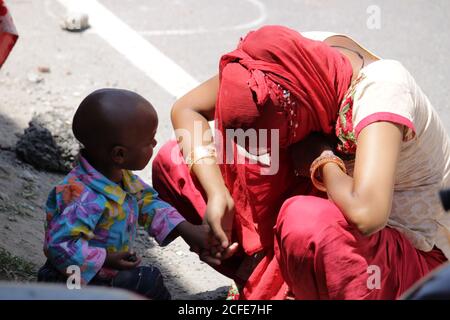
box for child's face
[125,124,158,170]
[109,105,158,171]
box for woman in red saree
[153,25,449,299]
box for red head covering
[216,25,353,148]
[213,26,354,258]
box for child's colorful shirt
[44,156,185,283]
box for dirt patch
[0,247,37,282]
[15,110,80,173]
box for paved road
[5,0,450,181]
[1,0,449,299]
[104,0,450,131]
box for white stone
[61,11,89,32]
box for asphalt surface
[4,0,450,181]
[1,0,449,299]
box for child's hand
[204,191,235,250]
[198,242,239,266]
[177,221,214,250]
[104,251,142,270]
[177,221,239,266]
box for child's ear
[111,145,127,165]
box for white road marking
[56,0,200,98]
[139,0,267,36]
[44,0,59,21]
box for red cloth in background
[0,0,18,67]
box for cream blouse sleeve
[352,60,417,142]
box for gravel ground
[0,0,449,299]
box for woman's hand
[290,132,335,177]
[198,242,239,266]
[171,74,239,265]
[179,219,239,266]
[204,188,235,250]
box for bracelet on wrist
[309,151,347,192]
[185,144,217,172]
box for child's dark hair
[72,88,156,150]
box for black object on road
[439,188,450,211]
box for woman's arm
[171,75,236,251]
[322,121,403,236]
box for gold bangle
[189,155,217,172]
[310,152,347,192]
[185,144,217,171]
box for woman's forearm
[322,122,402,236]
[170,76,235,249]
[322,162,360,222]
[171,103,228,198]
[322,162,386,236]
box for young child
[37,88,212,299]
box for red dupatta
[215,25,353,257]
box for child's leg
[37,260,67,283]
[38,260,170,299]
[111,265,171,300]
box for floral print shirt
[44,155,185,283]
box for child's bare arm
[174,221,211,249]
